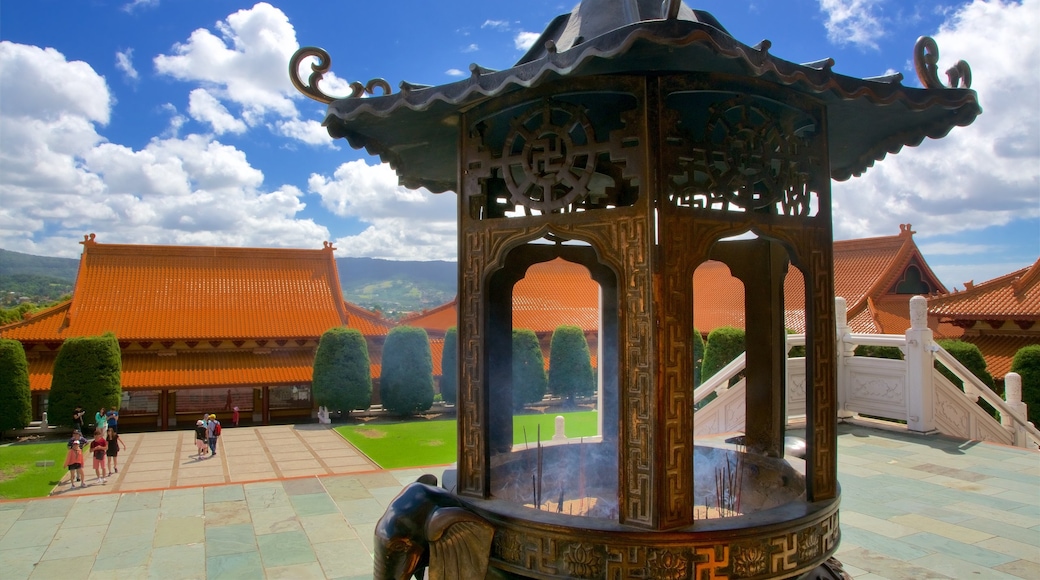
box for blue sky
[1,0,1037,292]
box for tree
[440,327,458,405]
[701,326,746,385]
[312,327,372,415]
[935,339,994,390]
[0,339,32,436]
[548,325,595,404]
[49,333,122,429]
[512,328,548,410]
[1010,344,1040,426]
[380,326,435,416]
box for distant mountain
[0,248,455,317]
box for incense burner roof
[296,0,980,193]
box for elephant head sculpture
[374,475,495,580]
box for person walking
[105,428,125,475]
[95,407,107,439]
[64,441,86,489]
[89,429,108,483]
[72,406,85,433]
[207,414,221,457]
[232,406,240,427]
[106,409,118,432]
[194,420,208,459]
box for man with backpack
[207,414,221,456]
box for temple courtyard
[0,422,1036,579]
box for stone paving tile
[910,552,1022,579]
[205,500,252,527]
[0,508,20,536]
[994,558,1040,579]
[830,546,950,580]
[283,477,326,496]
[41,524,107,560]
[205,523,258,557]
[289,492,338,517]
[153,515,205,547]
[204,483,244,503]
[839,527,934,562]
[266,560,328,579]
[206,550,263,579]
[976,536,1040,565]
[1,545,48,580]
[93,530,153,570]
[313,538,375,578]
[0,516,64,550]
[888,513,995,543]
[840,511,918,538]
[244,482,292,510]
[147,543,206,580]
[901,531,1016,568]
[17,497,75,520]
[115,490,163,512]
[250,506,302,535]
[299,513,356,544]
[29,556,93,580]
[106,508,159,538]
[257,529,316,567]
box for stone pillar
[834,297,855,420]
[905,296,936,434]
[1002,372,1029,447]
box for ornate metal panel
[658,76,826,222]
[462,77,644,219]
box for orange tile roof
[400,299,457,332]
[512,258,601,332]
[24,348,394,393]
[343,302,397,336]
[2,237,351,341]
[928,259,1040,321]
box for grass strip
[335,411,598,469]
[0,441,69,500]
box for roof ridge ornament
[914,36,972,89]
[290,46,391,104]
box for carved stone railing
[693,296,1039,449]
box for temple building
[0,235,394,429]
[928,259,1040,379]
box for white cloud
[0,42,111,124]
[445,68,466,77]
[0,40,329,257]
[153,3,312,129]
[832,0,1040,242]
[462,43,479,53]
[514,31,541,51]
[482,20,510,30]
[818,0,886,49]
[115,48,139,82]
[122,0,158,12]
[274,118,337,146]
[308,160,457,260]
[188,88,247,134]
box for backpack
[214,422,222,436]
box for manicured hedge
[48,333,122,429]
[512,328,548,410]
[548,325,595,403]
[1011,344,1040,426]
[440,327,458,404]
[936,339,994,389]
[0,339,32,435]
[380,326,435,416]
[701,326,745,385]
[312,327,372,414]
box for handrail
[693,352,745,406]
[933,347,1040,446]
[843,333,907,348]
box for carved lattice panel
[462,78,644,219]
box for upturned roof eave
[323,18,980,193]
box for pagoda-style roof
[928,260,1040,322]
[301,0,980,193]
[1,236,352,342]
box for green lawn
[335,411,599,469]
[0,441,69,500]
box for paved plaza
[0,422,1037,579]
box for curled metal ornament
[914,36,972,89]
[289,46,392,104]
